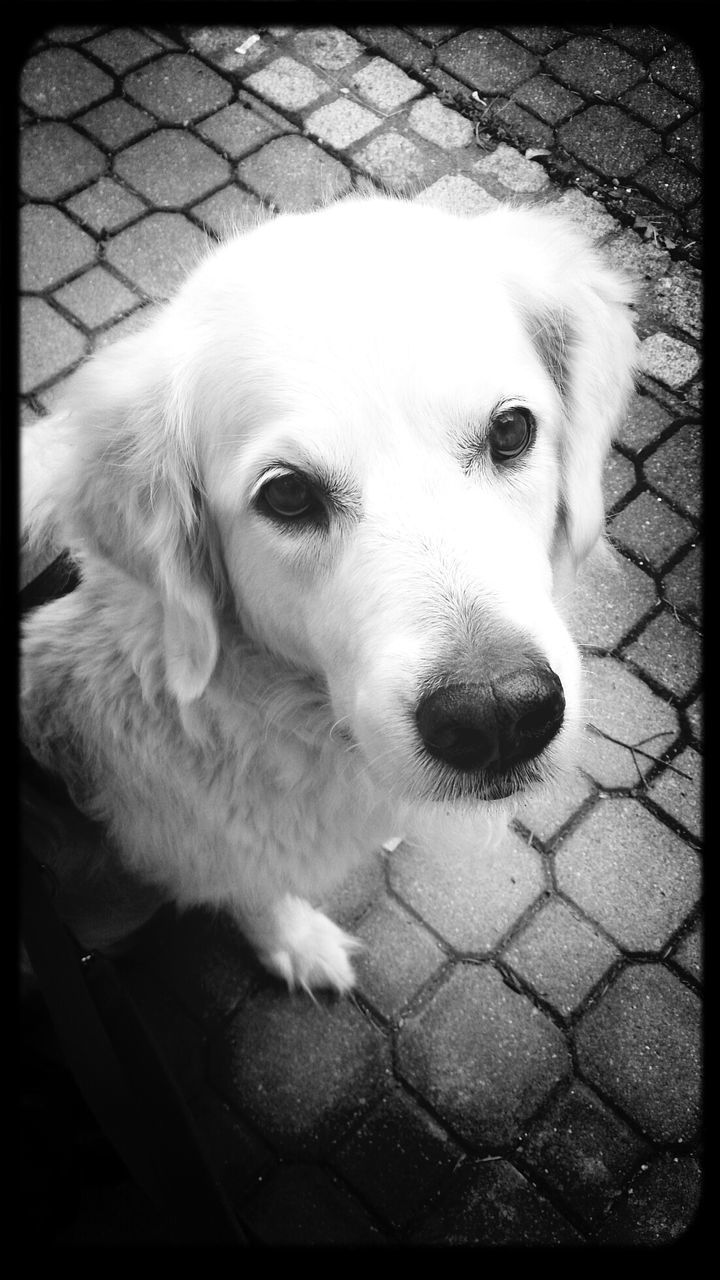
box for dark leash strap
[20,555,245,1245]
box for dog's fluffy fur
[21,195,637,991]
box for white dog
[21,195,637,991]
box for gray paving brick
[513,73,583,125]
[239,1164,383,1244]
[490,99,554,151]
[649,263,702,342]
[114,130,230,207]
[618,80,691,131]
[125,53,232,123]
[192,185,266,238]
[555,798,701,951]
[77,98,155,150]
[397,963,570,1147]
[389,829,544,952]
[568,548,657,650]
[105,212,208,298]
[414,1157,580,1244]
[64,177,147,234]
[500,25,571,55]
[670,917,703,985]
[635,155,701,213]
[291,27,364,71]
[602,227,672,285]
[575,963,701,1143]
[305,98,381,149]
[640,331,701,391]
[603,448,637,510]
[546,36,643,99]
[559,106,662,180]
[514,766,595,845]
[353,895,446,1018]
[610,490,696,572]
[352,129,446,192]
[53,266,138,329]
[625,608,701,701]
[520,1081,650,1227]
[474,141,548,193]
[209,987,389,1155]
[578,653,679,789]
[20,296,86,393]
[646,746,702,841]
[416,173,499,214]
[554,186,620,240]
[245,56,327,112]
[407,95,475,148]
[437,29,539,94]
[350,57,424,112]
[643,421,701,517]
[180,26,268,74]
[331,1088,462,1228]
[501,896,619,1017]
[20,204,96,291]
[237,135,351,210]
[616,390,673,454]
[21,47,114,117]
[21,121,106,199]
[663,541,701,623]
[650,44,702,105]
[596,1151,702,1245]
[667,113,702,171]
[85,26,163,73]
[197,100,285,159]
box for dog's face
[47,197,637,806]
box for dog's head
[35,196,637,804]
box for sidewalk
[19,21,702,1246]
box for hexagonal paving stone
[53,266,138,330]
[609,490,695,572]
[85,27,163,72]
[663,541,701,623]
[21,121,106,200]
[20,296,86,393]
[192,185,266,238]
[501,896,619,1017]
[21,47,113,117]
[389,828,545,952]
[514,765,595,845]
[575,963,701,1143]
[64,176,147,235]
[396,963,570,1147]
[105,212,209,298]
[244,56,327,112]
[436,29,539,95]
[578,653,679,789]
[238,135,351,211]
[625,608,701,701]
[209,986,389,1155]
[567,546,657,650]
[20,205,96,291]
[114,130,230,207]
[77,99,155,151]
[125,52,232,122]
[555,797,701,952]
[352,130,445,193]
[197,100,284,158]
[414,1158,580,1244]
[520,1081,650,1228]
[331,1087,463,1228]
[643,421,701,518]
[646,746,702,840]
[353,895,447,1018]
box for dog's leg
[236,894,361,994]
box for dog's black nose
[415,666,565,772]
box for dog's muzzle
[415,664,565,781]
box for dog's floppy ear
[39,319,222,704]
[500,209,638,577]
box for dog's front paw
[260,896,360,994]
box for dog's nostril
[416,667,565,773]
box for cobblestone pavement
[19,20,702,1247]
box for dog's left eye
[488,408,534,461]
[257,470,325,524]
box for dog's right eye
[256,470,326,525]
